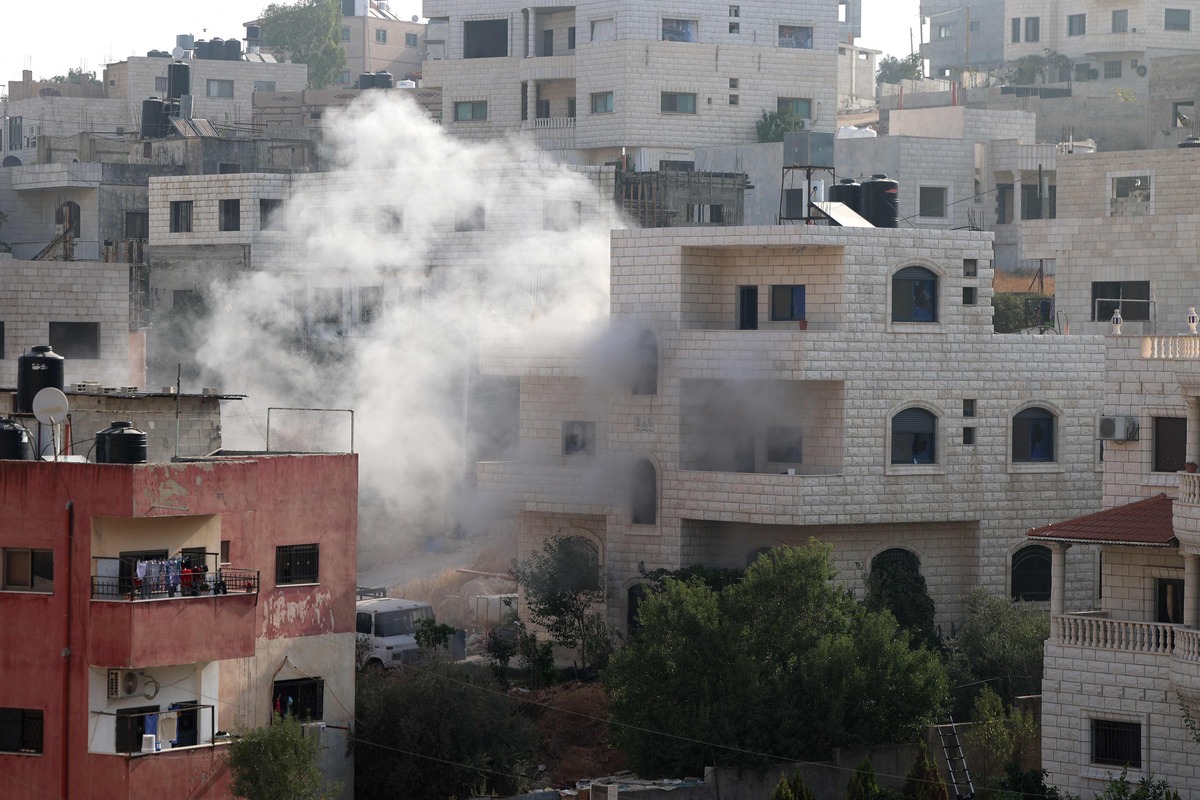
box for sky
[0,0,922,88]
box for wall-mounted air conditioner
[107,669,160,699]
[301,721,327,744]
[1098,415,1139,441]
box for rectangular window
[567,97,576,117]
[1166,9,1191,31]
[686,203,723,223]
[2,548,54,592]
[311,287,343,325]
[1104,60,1122,79]
[543,200,582,232]
[919,186,948,218]
[453,100,488,121]
[219,199,241,232]
[376,28,388,43]
[342,26,350,41]
[543,29,554,56]
[591,18,614,42]
[770,285,806,321]
[662,91,700,113]
[730,22,740,34]
[253,80,277,93]
[963,399,977,417]
[155,76,168,92]
[463,19,509,58]
[536,99,550,118]
[777,97,812,119]
[766,427,803,463]
[206,79,234,98]
[963,427,976,445]
[970,20,980,32]
[260,198,284,230]
[567,27,576,49]
[663,18,698,43]
[591,91,614,113]
[170,200,193,233]
[778,25,814,49]
[1113,175,1151,200]
[1158,578,1185,623]
[729,5,739,17]
[220,540,231,565]
[455,204,486,232]
[738,286,759,330]
[0,708,44,754]
[406,32,419,47]
[729,94,739,105]
[1068,14,1086,36]
[1012,18,1021,43]
[276,544,319,585]
[937,24,952,39]
[273,678,324,720]
[1153,417,1187,472]
[358,286,383,324]
[964,259,978,277]
[1175,101,1195,127]
[125,211,149,240]
[1026,17,1040,41]
[963,287,977,305]
[1113,10,1129,33]
[49,322,100,359]
[1092,720,1141,768]
[563,421,596,455]
[1091,281,1150,321]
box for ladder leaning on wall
[937,715,975,800]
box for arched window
[1013,407,1056,462]
[891,408,937,464]
[632,329,658,395]
[892,266,938,322]
[1011,544,1051,601]
[631,458,657,524]
[554,536,601,592]
[627,583,648,633]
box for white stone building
[1021,146,1200,795]
[476,223,1107,634]
[338,0,427,85]
[421,0,841,165]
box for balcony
[525,116,577,149]
[1052,613,1175,654]
[1142,335,1200,360]
[1175,473,1200,553]
[519,54,575,82]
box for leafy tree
[1095,769,1180,800]
[962,685,1038,797]
[945,589,1049,718]
[864,550,939,650]
[414,617,457,651]
[354,660,539,800]
[512,536,609,669]
[877,53,924,85]
[993,292,1053,333]
[604,543,948,777]
[756,109,807,142]
[847,756,881,800]
[46,67,101,86]
[771,774,798,800]
[227,714,340,800]
[1004,51,1071,85]
[902,741,949,800]
[642,563,744,593]
[258,0,346,89]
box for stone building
[476,223,1107,634]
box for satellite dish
[411,14,419,22]
[172,46,185,60]
[32,387,70,425]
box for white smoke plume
[188,93,621,560]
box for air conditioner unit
[1098,415,1139,441]
[108,669,140,698]
[301,722,327,744]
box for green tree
[992,292,1053,333]
[227,714,340,800]
[847,756,881,800]
[1095,769,1180,800]
[902,741,949,800]
[756,109,806,142]
[945,589,1049,718]
[258,0,346,89]
[877,53,924,85]
[512,536,610,669]
[46,67,101,86]
[355,660,539,800]
[864,550,939,650]
[605,543,948,777]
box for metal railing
[91,567,259,601]
[95,704,220,755]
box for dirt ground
[522,681,629,789]
[993,270,1055,295]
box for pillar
[1050,542,1070,616]
[1187,554,1200,629]
[527,8,537,57]
[1011,171,1023,224]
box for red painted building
[0,453,358,799]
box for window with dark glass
[1165,9,1191,31]
[591,91,614,113]
[1013,407,1055,462]
[563,421,595,455]
[1157,578,1184,624]
[170,200,193,233]
[273,678,324,720]
[0,708,43,754]
[1068,13,1086,36]
[1012,18,1021,42]
[1112,10,1129,33]
[627,584,647,632]
[661,92,697,113]
[463,19,508,58]
[632,330,657,395]
[919,186,947,218]
[777,97,812,119]
[892,266,938,322]
[1092,720,1140,768]
[454,101,488,121]
[766,427,803,463]
[260,198,284,230]
[1011,545,1051,601]
[1154,417,1187,472]
[276,544,319,585]
[892,408,936,464]
[662,18,698,42]
[1091,280,1149,321]
[631,459,657,524]
[49,322,100,359]
[2,548,54,592]
[1026,17,1040,41]
[219,199,240,232]
[778,25,813,48]
[770,285,806,321]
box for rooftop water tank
[225,38,242,61]
[95,421,148,464]
[17,345,65,414]
[828,178,862,215]
[860,174,900,229]
[0,419,34,461]
[374,71,394,89]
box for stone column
[1011,171,1023,224]
[1187,554,1200,629]
[528,9,537,57]
[1050,542,1070,616]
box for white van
[355,598,435,669]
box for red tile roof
[1026,493,1176,546]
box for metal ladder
[937,715,975,800]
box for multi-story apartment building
[1005,1,1200,66]
[0,443,358,799]
[1023,145,1200,796]
[922,0,1008,76]
[475,223,1107,633]
[337,0,426,85]
[421,0,840,166]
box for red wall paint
[0,453,357,800]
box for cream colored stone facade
[1005,0,1200,63]
[479,225,1107,633]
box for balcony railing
[1176,628,1200,663]
[532,116,576,129]
[91,568,259,601]
[1182,473,1200,504]
[1141,335,1200,360]
[1053,614,1175,654]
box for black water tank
[96,421,148,464]
[167,61,190,100]
[225,38,242,61]
[829,178,862,215]
[209,38,224,59]
[17,345,65,414]
[374,71,394,89]
[0,419,34,461]
[861,174,900,228]
[141,98,165,138]
[194,40,210,59]
[358,72,376,90]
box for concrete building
[421,0,840,165]
[921,0,1008,77]
[837,42,881,113]
[476,223,1107,635]
[1015,144,1200,796]
[337,0,427,85]
[0,446,358,799]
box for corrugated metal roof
[1026,493,1176,546]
